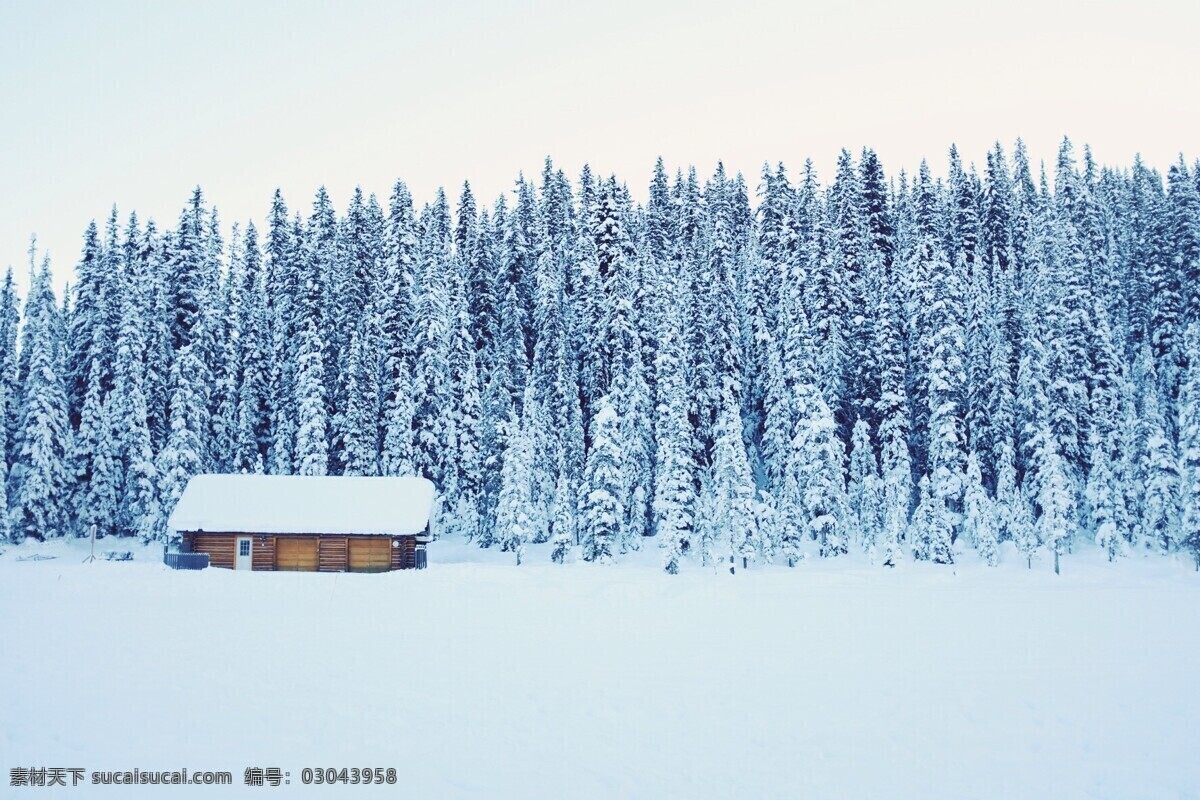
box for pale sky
[1,0,1196,295]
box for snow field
[2,537,1198,798]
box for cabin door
[235,536,253,570]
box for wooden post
[83,523,97,563]
[729,554,735,575]
[1054,548,1060,576]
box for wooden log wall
[192,533,236,569]
[183,532,419,571]
[252,535,275,570]
[391,536,416,570]
[319,537,348,572]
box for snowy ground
[2,536,1198,799]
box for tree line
[3,138,1200,571]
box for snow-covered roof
[167,475,436,536]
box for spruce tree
[494,396,536,565]
[580,393,623,564]
[620,355,654,548]
[1140,377,1179,552]
[549,452,575,565]
[1177,325,1200,568]
[0,267,21,471]
[963,452,998,565]
[1007,485,1039,568]
[1086,426,1124,561]
[340,315,382,477]
[294,318,329,476]
[910,475,954,564]
[155,345,208,542]
[653,289,695,573]
[848,418,883,555]
[0,396,9,544]
[447,347,485,542]
[70,331,118,538]
[789,381,848,557]
[112,314,159,540]
[709,394,760,568]
[475,362,513,548]
[879,422,913,567]
[10,262,70,542]
[1035,423,1075,573]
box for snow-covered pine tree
[266,195,300,475]
[474,361,513,548]
[0,267,21,472]
[333,191,386,456]
[494,393,537,565]
[1168,161,1200,337]
[879,421,912,567]
[1139,373,1179,552]
[693,462,720,568]
[652,285,695,573]
[1034,422,1075,574]
[1045,215,1093,497]
[549,451,575,564]
[293,317,329,477]
[1007,484,1039,568]
[0,393,9,543]
[553,341,584,537]
[211,220,245,473]
[527,248,566,542]
[1016,335,1052,502]
[708,392,760,569]
[111,301,159,540]
[848,418,883,555]
[515,387,552,545]
[380,348,416,482]
[924,247,968,540]
[1086,425,1124,561]
[166,189,213,356]
[302,187,337,431]
[790,380,848,557]
[70,330,119,538]
[621,354,654,549]
[963,452,998,565]
[579,393,623,564]
[9,261,70,542]
[984,279,1018,494]
[877,278,912,567]
[1178,325,1200,569]
[232,268,270,473]
[445,346,484,543]
[155,345,208,543]
[910,474,954,564]
[761,335,793,497]
[340,315,382,476]
[66,218,109,430]
[136,222,172,455]
[828,149,875,430]
[410,216,455,488]
[494,282,528,414]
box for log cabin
[167,475,435,572]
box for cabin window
[239,540,251,557]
